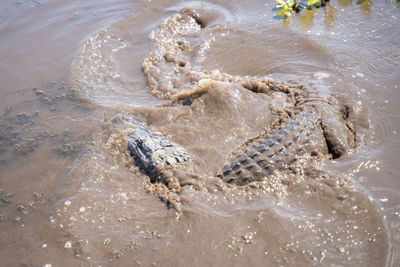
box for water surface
[0,0,399,266]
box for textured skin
[217,110,329,185]
[127,127,191,183]
[127,110,351,186]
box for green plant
[275,0,325,17]
[275,0,299,17]
[306,0,322,8]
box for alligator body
[127,108,352,186]
[217,110,326,185]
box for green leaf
[306,0,321,7]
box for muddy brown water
[0,0,399,266]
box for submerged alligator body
[216,108,352,186]
[128,108,353,186]
[217,110,325,185]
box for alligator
[127,104,353,187]
[128,9,356,187]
